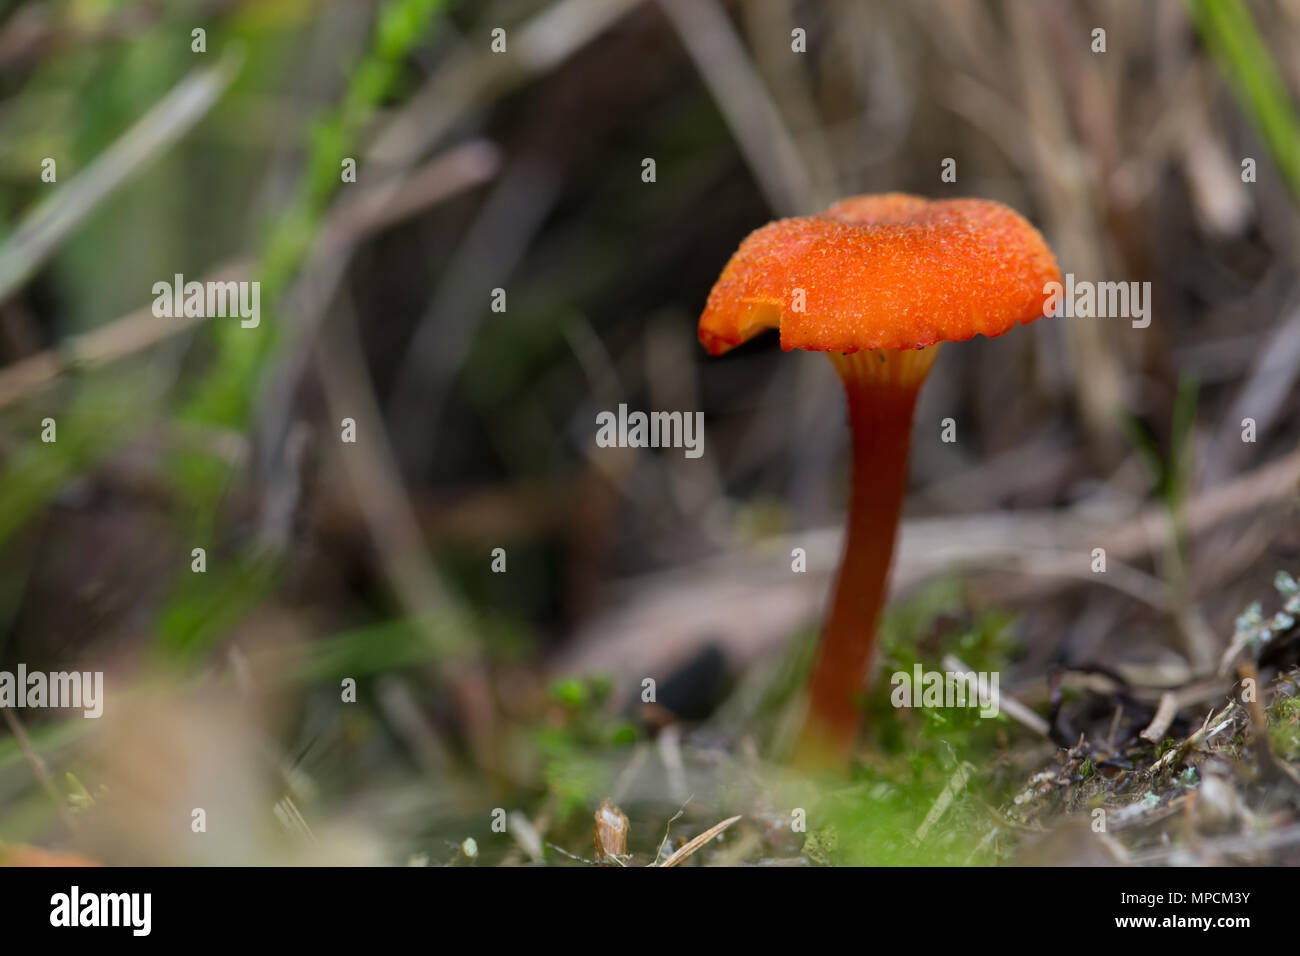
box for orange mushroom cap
[698,193,1062,356]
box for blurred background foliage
[0,0,1299,865]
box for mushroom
[697,193,1061,765]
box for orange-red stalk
[796,347,939,765]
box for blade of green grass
[0,50,243,302]
[1188,0,1300,201]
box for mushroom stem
[796,346,940,765]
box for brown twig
[552,448,1300,687]
[655,814,743,867]
[1139,691,1179,743]
[0,707,77,835]
[0,260,250,411]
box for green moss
[802,826,838,866]
[1268,695,1300,760]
